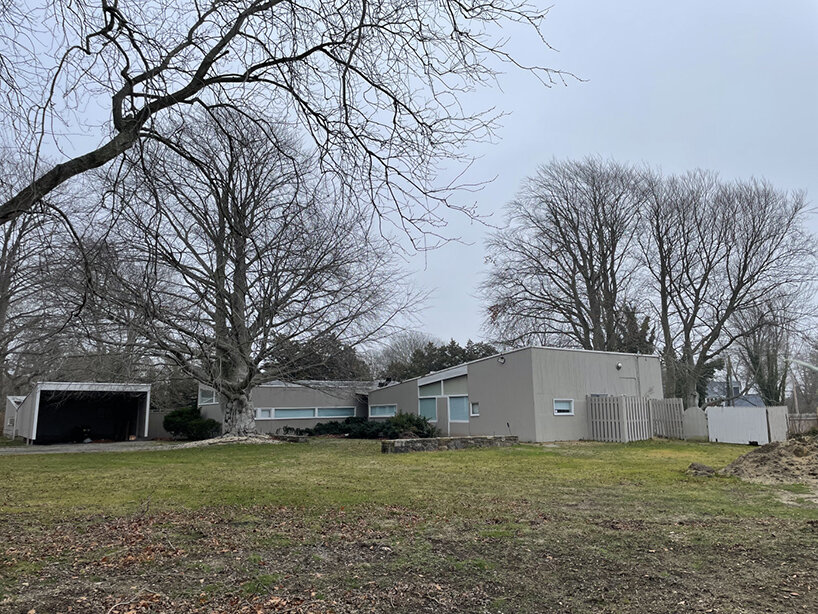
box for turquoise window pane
[554,399,573,414]
[418,381,441,396]
[449,396,469,421]
[419,398,437,421]
[275,408,315,419]
[370,405,397,417]
[317,407,355,418]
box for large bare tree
[94,111,414,435]
[483,158,646,350]
[640,172,815,406]
[0,0,569,232]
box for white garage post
[143,389,151,438]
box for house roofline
[33,382,152,393]
[372,346,660,391]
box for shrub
[292,413,440,439]
[163,406,222,440]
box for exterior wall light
[497,356,506,364]
[616,362,623,370]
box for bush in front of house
[163,406,222,440]
[285,413,439,439]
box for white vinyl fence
[706,406,788,445]
[586,397,684,443]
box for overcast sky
[409,1,818,345]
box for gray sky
[411,1,818,344]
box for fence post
[649,399,655,439]
[618,396,629,443]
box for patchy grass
[0,437,25,448]
[0,439,816,612]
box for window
[419,397,437,421]
[553,399,574,416]
[274,408,315,419]
[198,387,217,405]
[370,404,397,418]
[449,396,469,422]
[418,381,442,396]
[470,402,480,417]
[257,408,272,419]
[317,407,355,418]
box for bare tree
[0,1,570,232]
[640,172,815,406]
[0,157,87,398]
[367,330,439,379]
[94,111,415,435]
[483,158,646,350]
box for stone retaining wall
[270,434,309,443]
[381,435,519,454]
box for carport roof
[35,382,151,393]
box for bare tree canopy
[0,0,569,234]
[92,110,416,434]
[641,172,815,406]
[483,157,648,351]
[484,159,816,407]
[733,300,797,407]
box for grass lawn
[0,439,816,613]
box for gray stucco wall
[148,409,173,439]
[365,347,663,443]
[462,348,537,440]
[531,349,663,442]
[367,350,538,440]
[201,383,370,435]
[368,380,418,416]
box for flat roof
[258,380,376,389]
[372,346,661,390]
[36,382,152,393]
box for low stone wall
[270,434,309,443]
[381,435,519,454]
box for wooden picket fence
[587,396,684,443]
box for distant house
[198,380,375,434]
[4,382,152,444]
[367,346,664,442]
[705,381,764,407]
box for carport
[7,382,151,445]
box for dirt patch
[686,462,716,477]
[718,435,818,487]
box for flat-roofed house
[198,380,375,434]
[366,347,663,442]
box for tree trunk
[222,393,257,436]
[683,379,699,409]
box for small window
[419,397,437,421]
[370,404,397,418]
[553,399,574,416]
[274,408,315,419]
[257,408,272,419]
[470,402,480,417]
[449,396,469,422]
[317,407,355,418]
[418,381,442,397]
[198,387,217,405]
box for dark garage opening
[35,390,143,444]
